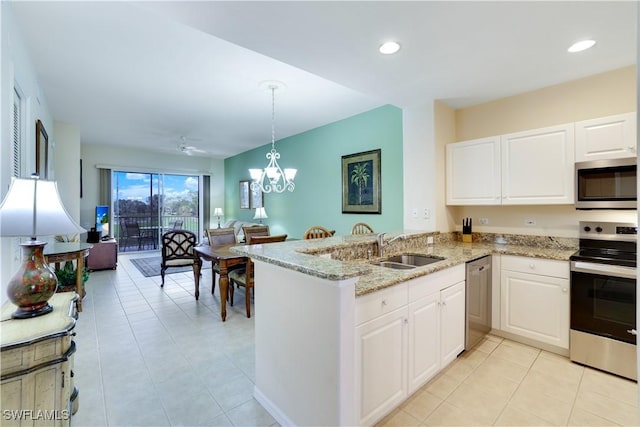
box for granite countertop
[231,231,577,297]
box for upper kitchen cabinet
[501,124,575,205]
[575,112,637,162]
[446,137,501,205]
[446,123,574,206]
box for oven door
[570,261,636,344]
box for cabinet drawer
[356,283,408,325]
[501,255,569,279]
[409,264,465,301]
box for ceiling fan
[177,136,206,156]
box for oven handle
[570,261,637,280]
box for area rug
[130,257,210,278]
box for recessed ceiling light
[379,41,401,55]
[568,39,596,53]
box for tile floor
[378,336,639,426]
[73,252,638,427]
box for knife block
[462,233,472,243]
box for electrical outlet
[412,208,418,218]
[423,208,430,219]
[525,218,536,226]
[479,218,489,225]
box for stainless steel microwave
[575,157,637,209]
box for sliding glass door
[113,171,200,252]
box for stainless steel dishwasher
[465,256,492,350]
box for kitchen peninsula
[232,231,577,426]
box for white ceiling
[10,1,637,159]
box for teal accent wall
[224,105,403,239]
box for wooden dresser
[1,293,79,427]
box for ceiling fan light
[379,41,401,55]
[568,39,596,53]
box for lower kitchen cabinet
[355,265,466,426]
[355,307,408,427]
[439,281,466,365]
[408,280,465,394]
[500,255,570,349]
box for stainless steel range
[569,221,637,380]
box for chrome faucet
[376,232,406,257]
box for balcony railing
[114,214,199,252]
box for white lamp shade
[253,207,268,220]
[213,207,224,216]
[0,177,86,238]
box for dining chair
[206,227,238,295]
[229,233,287,318]
[243,225,270,244]
[351,222,374,235]
[171,219,183,230]
[303,225,335,239]
[248,234,288,244]
[160,230,197,287]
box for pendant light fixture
[249,81,296,193]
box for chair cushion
[164,259,194,267]
[229,269,247,286]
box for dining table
[193,244,248,321]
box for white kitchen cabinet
[355,306,408,427]
[501,124,575,205]
[575,112,637,162]
[440,281,466,365]
[446,136,501,205]
[356,265,466,425]
[500,255,570,349]
[407,265,465,395]
[407,292,439,393]
[446,123,574,206]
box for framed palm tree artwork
[341,149,381,214]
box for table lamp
[0,176,86,318]
[214,207,224,228]
[253,207,268,224]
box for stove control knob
[583,226,591,232]
[595,226,603,233]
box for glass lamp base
[7,241,58,319]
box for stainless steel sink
[370,254,445,269]
[369,261,416,270]
[385,254,445,266]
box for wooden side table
[44,243,92,312]
[1,292,79,426]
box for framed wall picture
[250,187,263,209]
[239,180,250,209]
[342,149,381,214]
[35,120,49,179]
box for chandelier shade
[249,82,296,194]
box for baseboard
[254,385,297,427]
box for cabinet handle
[404,318,409,325]
[441,301,446,306]
[529,264,535,269]
[562,288,568,293]
[381,300,387,307]
[629,146,636,152]
[62,371,65,388]
[627,329,637,336]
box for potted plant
[54,261,90,294]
